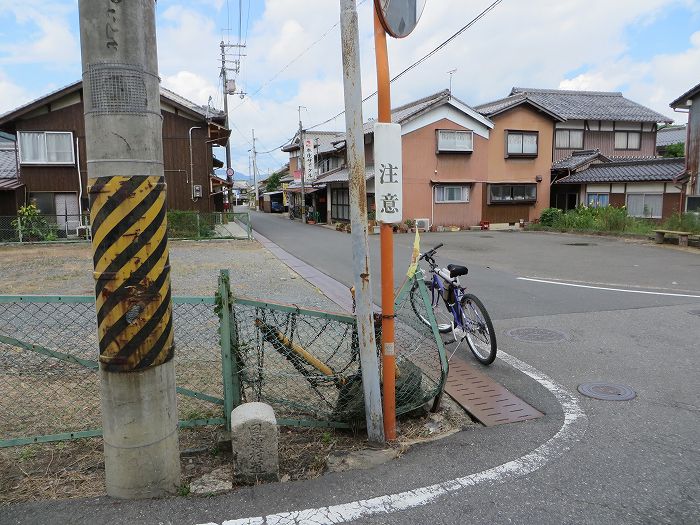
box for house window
[436,130,473,152]
[488,184,537,204]
[434,185,469,203]
[319,156,340,174]
[331,187,350,221]
[555,129,584,149]
[506,131,538,157]
[626,193,662,218]
[18,131,75,164]
[587,193,609,208]
[615,131,641,150]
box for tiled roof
[282,130,346,153]
[670,82,700,108]
[656,125,687,147]
[313,165,374,185]
[0,80,224,125]
[0,177,23,190]
[320,90,492,150]
[552,149,611,170]
[477,87,672,123]
[555,158,685,184]
[0,143,18,179]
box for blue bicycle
[410,243,497,365]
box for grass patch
[533,206,655,235]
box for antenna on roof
[447,69,457,94]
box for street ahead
[5,211,699,525]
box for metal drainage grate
[578,382,636,401]
[444,357,544,426]
[507,327,568,343]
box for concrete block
[231,402,279,484]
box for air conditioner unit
[415,218,430,232]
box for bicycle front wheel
[409,280,453,334]
[460,294,497,365]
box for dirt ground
[0,239,472,505]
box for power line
[231,0,368,112]
[309,0,503,130]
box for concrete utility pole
[78,0,180,498]
[298,106,306,222]
[339,0,385,443]
[220,41,233,171]
[252,129,259,209]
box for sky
[1,0,699,179]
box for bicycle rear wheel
[459,294,497,365]
[409,280,453,334]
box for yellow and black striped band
[89,175,174,372]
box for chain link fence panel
[0,297,225,446]
[227,272,448,426]
[0,271,447,445]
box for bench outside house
[653,229,692,247]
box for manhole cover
[578,383,636,401]
[507,327,568,343]
[565,242,596,246]
[688,310,700,317]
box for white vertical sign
[373,122,402,223]
[303,138,315,182]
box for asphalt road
[4,212,700,525]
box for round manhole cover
[578,383,636,401]
[507,327,568,343]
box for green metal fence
[0,270,446,447]
[0,211,253,244]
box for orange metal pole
[374,6,396,440]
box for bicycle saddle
[447,264,468,278]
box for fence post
[196,213,200,240]
[17,216,22,243]
[218,269,240,431]
[247,212,253,240]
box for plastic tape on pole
[89,175,174,372]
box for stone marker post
[231,402,279,484]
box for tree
[662,142,684,158]
[265,172,282,192]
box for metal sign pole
[374,4,397,441]
[339,0,385,443]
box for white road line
[517,277,700,298]
[196,352,587,525]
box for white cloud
[162,71,219,106]
[0,2,79,66]
[0,72,32,114]
[559,30,700,123]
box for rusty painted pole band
[373,4,397,441]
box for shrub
[12,204,57,241]
[661,212,700,233]
[167,211,214,238]
[539,207,563,227]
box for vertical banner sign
[373,122,402,223]
[304,138,315,182]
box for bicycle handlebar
[419,243,443,264]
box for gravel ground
[0,239,345,311]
